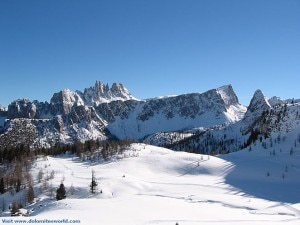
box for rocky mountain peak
[94,81,109,97]
[111,82,133,99]
[216,85,240,108]
[242,89,271,134]
[82,81,136,106]
[50,89,84,115]
[7,99,37,119]
[248,89,271,113]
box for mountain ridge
[0,81,299,153]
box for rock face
[8,99,37,119]
[0,82,247,148]
[216,85,240,108]
[50,89,85,115]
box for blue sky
[0,0,299,107]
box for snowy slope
[1,143,299,224]
[221,128,300,203]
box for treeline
[0,138,134,205]
[0,139,134,164]
[0,144,32,164]
[162,130,236,155]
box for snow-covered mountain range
[0,81,299,154]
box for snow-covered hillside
[1,143,299,224]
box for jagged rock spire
[82,81,136,106]
[242,89,271,134]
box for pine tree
[90,170,98,194]
[15,179,21,193]
[0,177,4,194]
[56,183,66,201]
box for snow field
[6,143,297,225]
